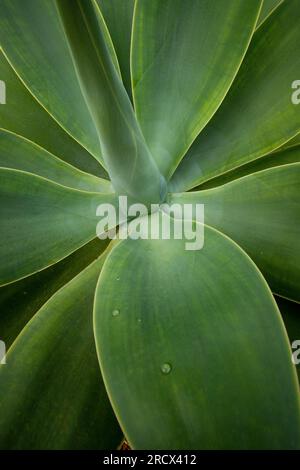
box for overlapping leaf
[279,132,300,152]
[56,0,165,204]
[94,219,300,449]
[97,0,135,99]
[0,168,116,285]
[0,0,104,162]
[0,253,122,449]
[170,0,300,191]
[0,50,106,178]
[0,0,299,452]
[256,0,283,27]
[170,164,300,301]
[131,0,261,179]
[276,296,300,382]
[199,145,300,189]
[0,238,108,348]
[0,130,112,192]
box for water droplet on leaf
[112,309,120,317]
[160,363,172,375]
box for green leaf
[56,0,165,205]
[0,238,108,349]
[0,130,112,193]
[0,0,104,163]
[94,220,300,449]
[277,131,300,152]
[276,296,300,383]
[97,0,135,99]
[0,168,117,286]
[0,50,107,179]
[0,252,122,449]
[170,163,300,301]
[171,0,300,192]
[256,0,283,28]
[131,0,261,179]
[198,145,300,190]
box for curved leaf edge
[4,241,113,360]
[131,0,264,182]
[175,127,300,192]
[0,46,108,173]
[174,161,300,195]
[0,167,117,288]
[0,128,112,190]
[93,219,300,448]
[256,0,285,30]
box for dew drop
[116,277,120,281]
[160,363,172,375]
[112,309,120,317]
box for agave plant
[0,0,299,450]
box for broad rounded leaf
[0,254,122,449]
[170,164,300,301]
[94,221,300,449]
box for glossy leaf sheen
[131,0,261,179]
[0,0,299,452]
[0,254,122,449]
[170,164,300,301]
[257,0,283,27]
[0,0,103,162]
[94,223,300,449]
[97,0,135,99]
[278,132,300,152]
[0,168,116,285]
[56,0,165,204]
[0,130,112,193]
[0,51,107,178]
[276,296,300,383]
[198,145,300,190]
[0,238,108,348]
[171,0,300,191]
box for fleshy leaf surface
[0,168,116,285]
[94,219,300,449]
[131,0,261,179]
[170,164,300,301]
[0,50,107,178]
[0,238,108,348]
[0,253,122,449]
[198,145,300,190]
[0,130,112,193]
[0,0,103,162]
[171,0,300,191]
[56,0,165,204]
[97,0,135,99]
[276,296,300,383]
